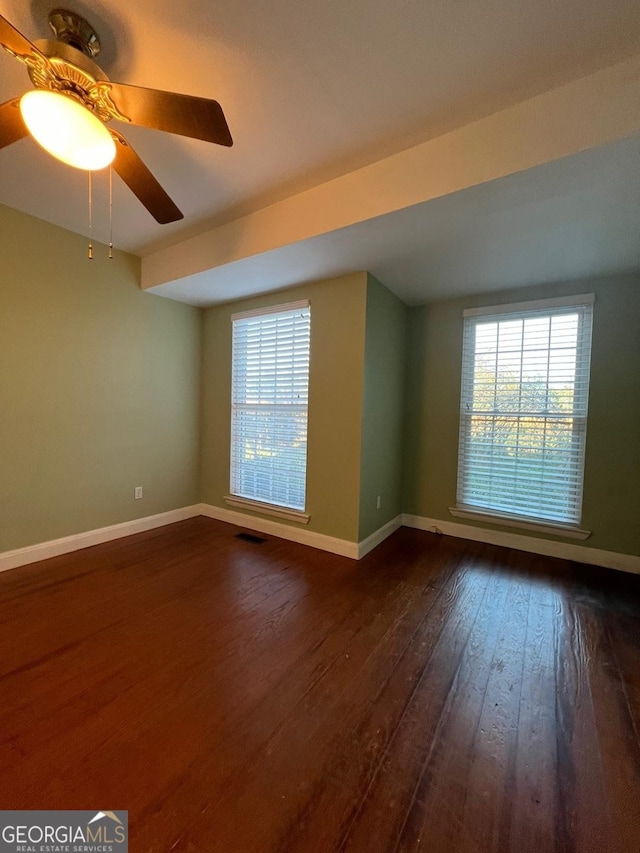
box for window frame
[227,300,311,521]
[452,294,594,537]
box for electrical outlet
[134,486,143,500]
[376,495,381,510]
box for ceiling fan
[0,8,233,224]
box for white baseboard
[358,515,403,559]
[402,514,640,575]
[200,504,402,560]
[0,505,202,574]
[199,503,359,558]
[0,503,403,577]
[2,504,635,576]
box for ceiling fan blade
[0,98,27,149]
[0,13,45,61]
[111,130,184,224]
[107,82,233,147]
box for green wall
[0,205,201,552]
[358,275,408,540]
[200,273,368,542]
[3,200,637,561]
[403,275,640,556]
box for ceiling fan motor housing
[23,9,108,107]
[30,39,108,97]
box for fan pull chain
[87,170,93,260]
[108,165,113,259]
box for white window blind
[230,301,310,511]
[456,295,594,525]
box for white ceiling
[1,0,639,256]
[148,135,640,306]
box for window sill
[449,506,591,540]
[224,495,310,525]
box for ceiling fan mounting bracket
[48,9,101,58]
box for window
[230,301,311,512]
[456,294,594,527]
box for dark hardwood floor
[1,517,639,852]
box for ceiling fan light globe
[20,90,115,171]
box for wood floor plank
[580,606,640,853]
[0,518,639,852]
[434,558,534,853]
[554,596,613,853]
[506,563,562,852]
